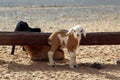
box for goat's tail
[11,45,15,55]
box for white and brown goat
[48,25,86,68]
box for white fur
[69,51,78,68]
[67,25,86,38]
[57,34,69,48]
[48,51,56,66]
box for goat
[11,21,41,55]
[11,21,65,60]
[48,25,86,68]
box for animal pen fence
[0,32,120,45]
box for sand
[0,5,120,80]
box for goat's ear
[66,29,73,35]
[66,31,70,35]
[82,30,86,37]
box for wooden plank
[0,32,50,45]
[0,32,120,45]
[81,32,120,45]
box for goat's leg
[11,45,15,55]
[48,50,56,67]
[69,51,78,68]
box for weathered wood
[0,32,50,45]
[81,32,120,45]
[0,32,120,45]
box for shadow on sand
[0,59,120,80]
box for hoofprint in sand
[0,5,120,80]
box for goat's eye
[72,30,75,32]
[80,29,83,32]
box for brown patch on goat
[67,32,79,52]
[24,45,65,61]
[48,29,68,52]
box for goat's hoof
[74,65,78,68]
[4,61,13,64]
[117,60,120,65]
[52,65,56,67]
[51,63,56,67]
[69,64,78,69]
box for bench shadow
[0,59,120,80]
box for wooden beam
[0,32,50,45]
[81,32,120,45]
[0,32,120,45]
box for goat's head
[15,21,41,32]
[15,21,30,31]
[67,25,86,38]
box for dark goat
[11,21,41,55]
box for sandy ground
[0,5,120,80]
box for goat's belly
[24,45,65,61]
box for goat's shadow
[0,59,120,80]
